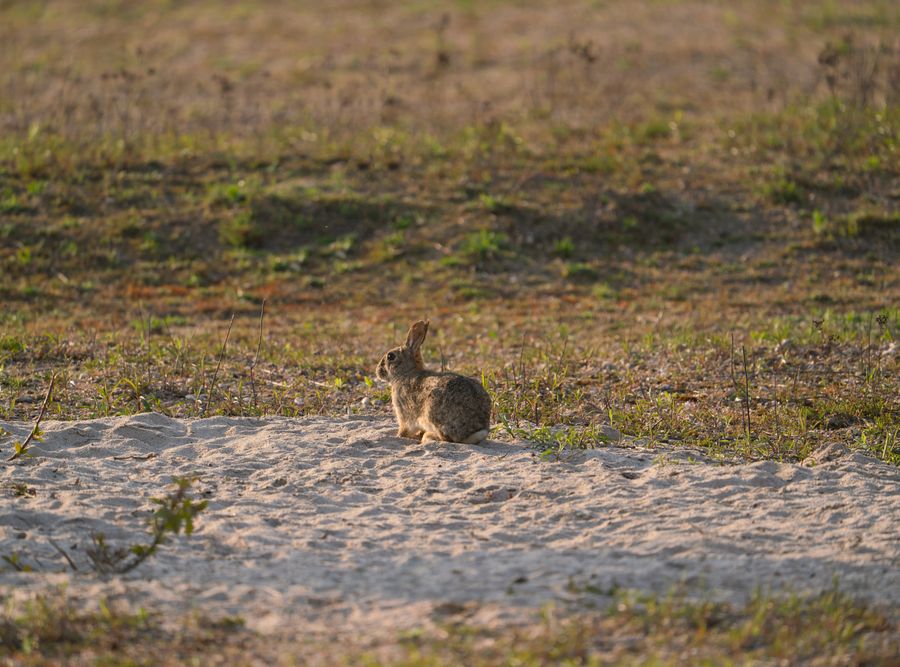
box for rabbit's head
[376,320,429,382]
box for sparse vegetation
[85,477,208,575]
[0,0,895,463]
[372,587,898,666]
[0,591,248,664]
[0,586,895,665]
[4,374,54,462]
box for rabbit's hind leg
[420,430,446,444]
[398,425,424,439]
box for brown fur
[376,320,491,444]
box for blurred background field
[0,0,897,463]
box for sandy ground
[1,413,898,637]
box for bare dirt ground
[3,414,897,641]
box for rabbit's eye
[387,352,396,361]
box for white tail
[462,429,489,445]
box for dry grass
[2,586,897,666]
[4,1,893,146]
[0,0,897,465]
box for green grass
[759,173,804,205]
[2,586,895,665]
[2,304,896,465]
[0,592,251,666]
[368,588,898,666]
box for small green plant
[86,477,208,574]
[270,249,309,273]
[218,212,262,248]
[553,236,575,258]
[5,375,55,462]
[16,246,32,266]
[579,154,617,174]
[320,233,357,258]
[478,193,515,214]
[3,481,35,497]
[0,192,28,214]
[858,417,900,465]
[2,552,33,572]
[217,183,245,205]
[206,179,259,208]
[634,118,671,143]
[561,262,597,281]
[591,282,617,300]
[461,229,508,261]
[25,179,47,195]
[498,418,612,459]
[812,209,828,235]
[761,173,804,205]
[622,215,639,230]
[392,214,415,230]
[0,334,25,354]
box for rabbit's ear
[404,320,430,351]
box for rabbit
[376,320,491,444]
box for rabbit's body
[377,321,491,444]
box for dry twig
[203,314,235,417]
[249,299,266,412]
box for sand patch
[2,414,898,636]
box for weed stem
[6,374,56,462]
